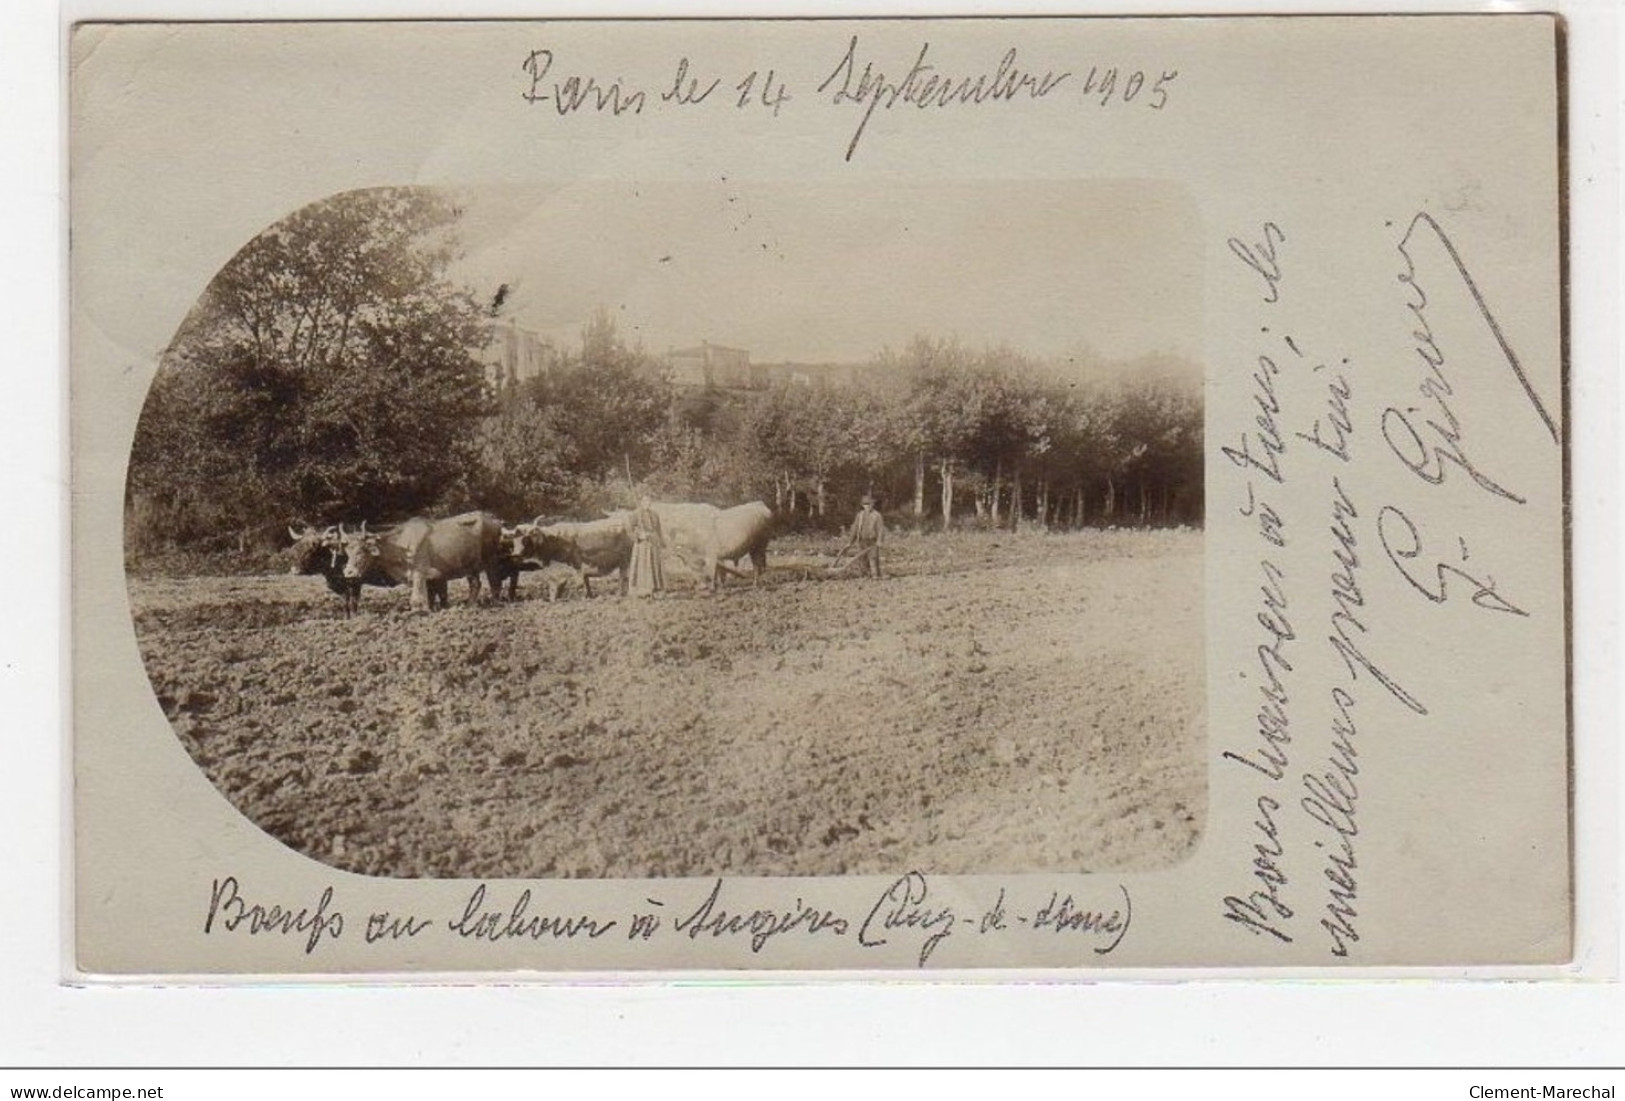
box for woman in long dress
[627,496,665,596]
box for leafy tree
[526,308,672,485]
[129,187,492,547]
[957,350,1052,527]
[1111,360,1204,524]
[892,336,983,529]
[470,406,577,522]
[740,382,813,516]
[646,418,761,505]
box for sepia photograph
[70,16,1573,978]
[124,180,1206,882]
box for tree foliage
[129,188,491,547]
[473,308,672,517]
[129,194,1201,561]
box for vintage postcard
[70,15,1567,974]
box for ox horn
[288,524,304,542]
[338,522,348,538]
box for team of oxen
[288,501,775,615]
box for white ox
[614,501,774,590]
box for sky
[448,179,1203,371]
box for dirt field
[130,529,1205,880]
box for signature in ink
[1377,505,1529,617]
[1385,212,1559,503]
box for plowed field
[131,529,1205,879]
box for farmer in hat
[841,493,886,579]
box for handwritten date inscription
[519,37,1178,162]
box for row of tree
[127,188,1201,557]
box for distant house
[666,341,756,389]
[480,318,559,391]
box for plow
[747,549,862,583]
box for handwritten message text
[1217,208,1557,959]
